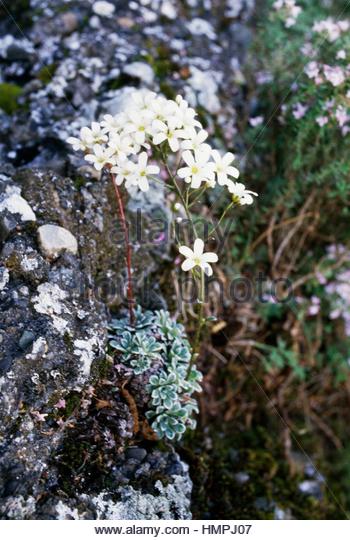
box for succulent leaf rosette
[109,307,202,441]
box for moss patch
[0,83,23,115]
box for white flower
[67,122,106,151]
[67,128,93,152]
[111,157,136,188]
[100,114,123,134]
[178,150,215,189]
[337,49,346,60]
[87,121,108,143]
[150,96,177,124]
[108,132,135,159]
[227,182,258,205]
[181,128,211,153]
[175,95,202,132]
[179,238,218,276]
[129,151,160,192]
[84,144,116,171]
[152,118,186,152]
[131,90,157,112]
[211,150,240,186]
[125,111,153,145]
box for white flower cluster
[67,90,257,204]
[313,18,349,43]
[273,0,302,28]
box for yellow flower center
[232,194,241,205]
[191,166,199,174]
[193,257,202,265]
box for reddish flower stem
[110,172,135,325]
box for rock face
[0,165,190,519]
[0,0,255,521]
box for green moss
[73,175,87,190]
[64,392,81,417]
[0,83,23,115]
[37,63,57,85]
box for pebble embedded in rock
[0,267,10,292]
[19,330,36,351]
[125,447,147,462]
[38,224,78,259]
[0,192,36,222]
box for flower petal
[181,259,196,272]
[153,133,166,145]
[179,246,194,258]
[182,150,195,166]
[147,165,160,175]
[223,152,235,166]
[178,167,191,178]
[202,252,218,263]
[202,263,213,276]
[227,166,240,179]
[139,152,148,168]
[193,238,204,256]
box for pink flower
[313,18,349,42]
[304,61,319,79]
[316,272,327,285]
[54,399,66,409]
[308,304,320,316]
[316,116,328,127]
[337,49,346,60]
[335,106,349,128]
[323,65,345,87]
[32,411,48,422]
[292,102,308,119]
[324,99,335,110]
[249,116,264,127]
[256,71,273,85]
[301,43,316,58]
[153,232,166,244]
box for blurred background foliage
[181,0,350,519]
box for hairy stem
[208,201,234,237]
[110,172,135,325]
[160,149,198,239]
[187,270,205,378]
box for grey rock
[18,330,36,350]
[123,62,155,85]
[0,266,9,292]
[0,212,18,242]
[0,0,257,519]
[125,447,147,462]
